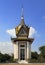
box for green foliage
[39,46,45,62]
[0,53,3,62]
[10,54,14,62]
[31,52,39,60]
[0,52,13,63]
[39,46,45,57]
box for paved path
[0,63,45,65]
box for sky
[0,0,45,54]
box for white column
[13,41,18,59]
[27,41,29,59]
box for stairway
[18,60,28,64]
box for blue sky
[0,0,45,54]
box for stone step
[18,60,28,64]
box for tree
[39,46,45,58]
[39,46,45,62]
[3,54,11,62]
[0,53,3,62]
[0,53,12,62]
[31,52,39,60]
[10,54,14,62]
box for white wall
[29,43,31,59]
[27,41,31,59]
[13,41,18,59]
[27,41,29,59]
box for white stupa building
[11,8,34,63]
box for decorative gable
[19,27,27,35]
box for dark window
[20,45,25,47]
[20,49,25,60]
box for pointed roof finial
[21,7,25,25]
[21,7,24,19]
